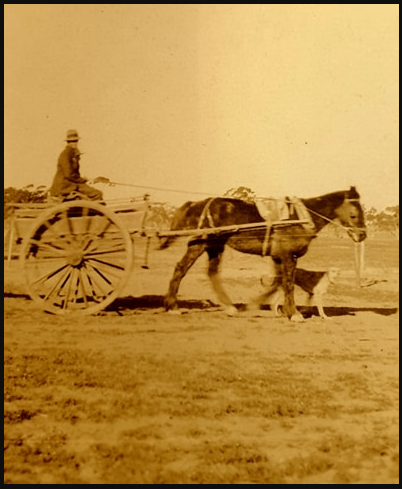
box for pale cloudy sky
[4,4,399,210]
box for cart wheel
[20,201,133,316]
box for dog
[262,267,340,319]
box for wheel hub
[66,250,83,267]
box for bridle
[303,199,366,233]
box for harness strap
[261,224,272,257]
[197,198,216,229]
[288,197,316,233]
[260,198,315,257]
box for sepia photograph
[4,5,399,484]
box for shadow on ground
[4,292,398,318]
[108,295,398,318]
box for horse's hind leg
[164,242,206,311]
[246,257,282,312]
[207,246,238,316]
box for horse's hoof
[225,305,238,317]
[290,312,305,323]
[167,309,182,316]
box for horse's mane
[301,186,361,206]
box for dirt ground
[4,234,399,484]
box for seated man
[48,129,103,201]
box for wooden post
[142,236,151,269]
[354,242,365,287]
[5,215,15,266]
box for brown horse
[159,186,366,321]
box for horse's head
[335,187,367,242]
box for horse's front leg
[281,254,304,322]
[207,247,238,316]
[164,242,206,312]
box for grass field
[4,234,399,484]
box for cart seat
[46,191,91,204]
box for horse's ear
[346,186,360,199]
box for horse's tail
[156,200,195,250]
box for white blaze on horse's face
[335,197,367,243]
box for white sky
[4,4,399,210]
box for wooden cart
[4,199,310,316]
[5,199,154,316]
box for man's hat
[65,129,80,142]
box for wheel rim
[20,201,133,315]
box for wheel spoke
[62,210,74,235]
[81,221,114,255]
[41,216,72,246]
[85,246,127,257]
[81,234,99,253]
[62,269,75,309]
[85,260,125,284]
[87,256,126,271]
[93,218,113,238]
[87,261,113,285]
[72,269,81,304]
[64,269,80,306]
[30,262,69,286]
[82,237,106,254]
[43,266,71,301]
[78,269,88,307]
[81,265,100,300]
[84,262,112,296]
[27,238,67,256]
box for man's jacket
[49,146,86,196]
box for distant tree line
[364,205,399,237]
[4,185,47,219]
[4,184,47,204]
